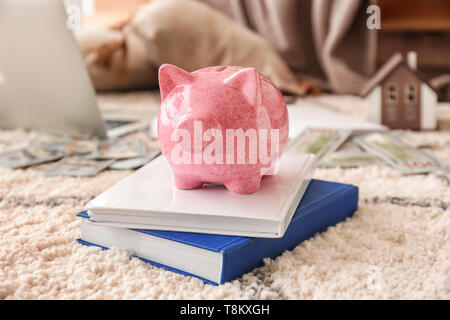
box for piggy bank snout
[172,114,222,153]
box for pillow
[76,0,303,95]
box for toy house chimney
[407,51,417,70]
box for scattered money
[355,133,446,174]
[2,127,160,176]
[37,130,98,155]
[44,157,114,177]
[110,148,161,170]
[37,130,72,150]
[318,138,383,167]
[10,127,446,177]
[63,140,98,155]
[0,146,64,169]
[292,128,351,160]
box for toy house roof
[360,52,437,97]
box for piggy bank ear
[158,64,192,101]
[224,68,262,107]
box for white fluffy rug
[0,93,449,299]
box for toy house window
[387,107,397,122]
[386,84,398,104]
[405,107,416,121]
[405,83,417,104]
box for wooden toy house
[361,52,438,130]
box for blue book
[77,179,358,285]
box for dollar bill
[89,139,147,160]
[110,148,161,170]
[355,133,446,174]
[43,157,114,177]
[291,128,351,160]
[335,140,364,153]
[390,130,438,149]
[37,130,98,155]
[318,150,382,168]
[63,140,98,155]
[0,146,64,169]
[318,152,383,168]
[36,131,72,149]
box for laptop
[0,0,148,139]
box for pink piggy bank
[158,64,289,194]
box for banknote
[0,146,64,169]
[89,139,147,160]
[318,150,382,168]
[37,130,98,155]
[355,133,446,174]
[43,157,114,177]
[335,140,365,153]
[110,148,161,170]
[390,130,438,149]
[291,128,351,160]
[36,130,72,149]
[63,140,98,155]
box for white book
[86,150,315,238]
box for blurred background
[71,0,450,100]
[1,0,450,139]
[72,0,147,29]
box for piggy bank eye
[216,66,226,72]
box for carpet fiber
[0,93,449,299]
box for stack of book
[77,146,358,285]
